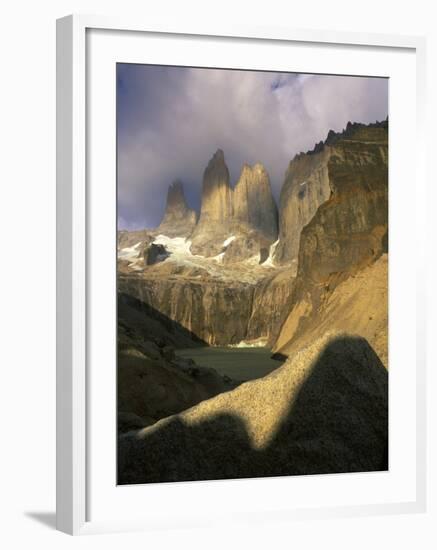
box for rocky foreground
[117,119,389,483]
[119,331,388,483]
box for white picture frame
[56,14,427,535]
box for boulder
[144,243,169,265]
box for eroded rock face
[274,120,389,268]
[274,147,332,266]
[190,151,278,260]
[221,232,272,265]
[296,125,388,284]
[157,180,197,237]
[118,256,295,347]
[272,121,388,362]
[119,273,257,346]
[118,331,388,484]
[246,268,296,345]
[233,163,278,240]
[190,150,233,255]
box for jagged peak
[292,118,389,162]
[165,179,188,207]
[157,178,197,234]
[168,179,184,192]
[237,162,267,179]
[203,149,230,189]
[211,148,225,162]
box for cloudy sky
[117,64,388,230]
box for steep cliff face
[274,147,332,267]
[190,151,278,260]
[245,268,295,345]
[190,150,233,255]
[118,261,295,347]
[118,271,256,346]
[157,180,197,237]
[272,121,388,363]
[297,141,388,284]
[233,163,278,240]
[274,120,389,269]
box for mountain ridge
[118,119,388,348]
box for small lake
[176,347,285,382]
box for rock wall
[190,149,233,255]
[274,147,332,266]
[296,138,388,284]
[273,119,389,269]
[119,274,256,346]
[245,268,295,344]
[118,264,295,347]
[233,163,278,240]
[272,122,388,362]
[190,150,278,258]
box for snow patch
[223,235,236,247]
[153,234,193,256]
[118,241,142,260]
[262,239,279,267]
[150,234,227,275]
[229,338,268,348]
[300,181,307,186]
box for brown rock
[190,150,233,255]
[272,122,388,366]
[233,163,278,240]
[274,147,332,266]
[273,254,388,368]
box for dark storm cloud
[117,65,388,230]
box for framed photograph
[56,14,427,535]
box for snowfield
[118,241,142,260]
[118,233,277,283]
[153,234,194,257]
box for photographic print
[117,64,388,485]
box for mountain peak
[157,180,197,237]
[233,162,278,239]
[214,148,225,160]
[238,162,267,180]
[166,179,187,208]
